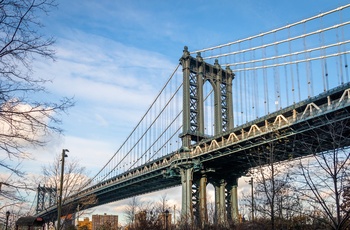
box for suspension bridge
[36,4,350,228]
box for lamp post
[57,149,69,230]
[248,177,254,221]
[164,210,169,230]
[5,211,10,230]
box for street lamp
[164,210,169,230]
[248,177,254,221]
[5,211,10,230]
[57,149,69,230]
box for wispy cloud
[33,29,177,143]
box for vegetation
[0,0,73,217]
[38,153,97,230]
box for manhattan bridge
[36,3,350,228]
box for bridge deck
[38,82,350,219]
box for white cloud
[41,32,174,97]
[33,30,177,134]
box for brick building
[91,213,118,230]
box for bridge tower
[179,46,238,228]
[179,46,234,149]
[36,185,57,213]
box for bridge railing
[190,83,350,159]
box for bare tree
[0,176,34,212]
[123,195,175,230]
[0,0,74,221]
[295,119,350,230]
[128,208,164,230]
[248,134,302,230]
[155,193,170,213]
[38,153,96,229]
[0,0,74,176]
[124,197,142,226]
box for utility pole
[248,177,254,221]
[164,210,169,230]
[5,211,10,230]
[57,149,69,230]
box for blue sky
[2,0,350,224]
[41,0,349,169]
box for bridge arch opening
[203,79,215,137]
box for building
[91,213,118,230]
[134,211,147,228]
[159,212,172,229]
[77,217,92,230]
[133,211,171,229]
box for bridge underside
[194,84,350,177]
[38,83,350,226]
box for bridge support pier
[227,178,239,223]
[214,179,227,226]
[180,166,193,223]
[211,176,240,227]
[198,173,208,228]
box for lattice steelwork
[192,181,200,227]
[220,76,232,133]
[188,70,199,134]
[179,48,234,149]
[36,186,57,213]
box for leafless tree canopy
[0,0,74,217]
[295,120,350,230]
[41,154,96,207]
[123,195,175,230]
[37,154,97,230]
[240,119,350,230]
[0,0,74,175]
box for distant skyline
[2,0,350,224]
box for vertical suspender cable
[288,27,296,104]
[137,114,140,165]
[233,51,238,126]
[296,58,301,102]
[251,39,258,119]
[336,29,342,85]
[342,28,349,83]
[303,22,312,98]
[345,53,349,84]
[239,43,244,124]
[319,15,328,92]
[243,51,248,122]
[211,77,214,135]
[338,8,345,84]
[247,39,252,120]
[250,39,254,120]
[274,31,281,111]
[262,35,269,115]
[284,59,289,106]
